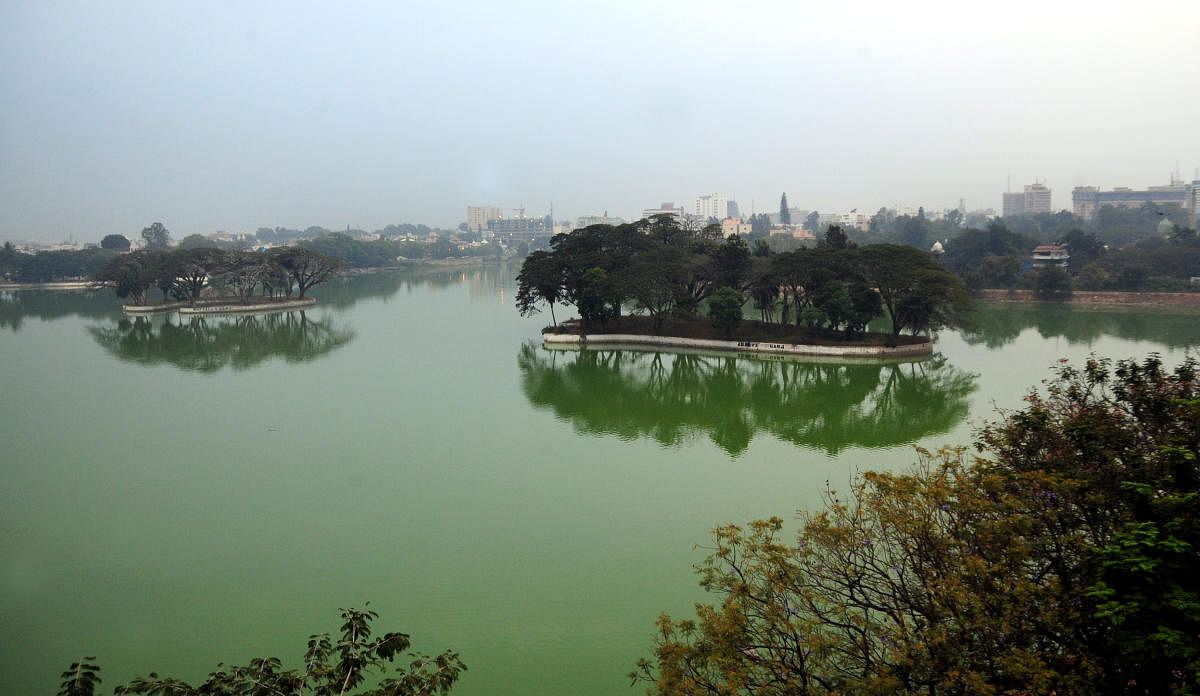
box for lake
[3,266,1199,696]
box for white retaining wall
[543,332,932,358]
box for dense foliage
[91,246,342,304]
[59,606,464,696]
[0,242,117,283]
[633,354,1200,695]
[516,217,969,337]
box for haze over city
[2,0,1198,242]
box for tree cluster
[91,246,342,305]
[0,242,117,283]
[634,354,1200,695]
[58,606,464,696]
[517,218,970,338]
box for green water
[2,269,1199,696]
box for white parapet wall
[178,298,316,315]
[543,332,932,358]
[123,298,317,314]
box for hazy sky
[2,0,1198,242]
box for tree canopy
[516,218,970,338]
[99,234,131,251]
[59,606,464,696]
[633,354,1200,695]
[92,246,342,304]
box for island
[517,217,970,359]
[91,246,341,314]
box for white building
[832,212,871,230]
[694,193,728,221]
[466,206,503,233]
[575,213,626,228]
[641,203,685,221]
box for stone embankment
[124,297,316,314]
[0,281,95,291]
[544,332,932,358]
[976,289,1200,309]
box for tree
[624,246,687,334]
[810,280,852,331]
[515,250,563,326]
[634,355,1200,696]
[819,225,849,250]
[140,222,170,250]
[711,235,751,290]
[92,251,155,305]
[59,606,465,696]
[779,194,791,226]
[857,244,971,336]
[707,286,743,338]
[178,233,212,249]
[803,211,820,232]
[99,234,131,251]
[270,247,344,298]
[170,247,223,302]
[1033,265,1073,300]
[577,266,618,329]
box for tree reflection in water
[962,303,1200,350]
[89,311,354,372]
[518,343,977,456]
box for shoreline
[544,332,933,359]
[975,289,1200,310]
[124,297,317,315]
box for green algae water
[2,269,1199,696]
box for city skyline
[3,1,1199,242]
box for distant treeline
[0,243,117,283]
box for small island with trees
[516,215,970,358]
[90,224,342,314]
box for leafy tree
[59,606,464,696]
[140,222,170,250]
[1076,262,1110,290]
[803,211,820,232]
[170,247,223,301]
[634,355,1200,696]
[748,260,780,323]
[707,286,743,338]
[819,225,849,250]
[624,246,689,334]
[857,244,971,336]
[779,194,791,226]
[577,267,618,329]
[711,235,751,290]
[810,280,852,331]
[92,251,155,304]
[270,247,344,298]
[515,249,564,326]
[941,222,1036,278]
[100,234,131,251]
[1033,265,1073,300]
[846,280,882,336]
[178,233,212,250]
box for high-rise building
[1072,178,1197,221]
[694,193,728,221]
[1024,183,1052,214]
[1002,192,1024,217]
[1002,183,1052,217]
[466,206,503,233]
